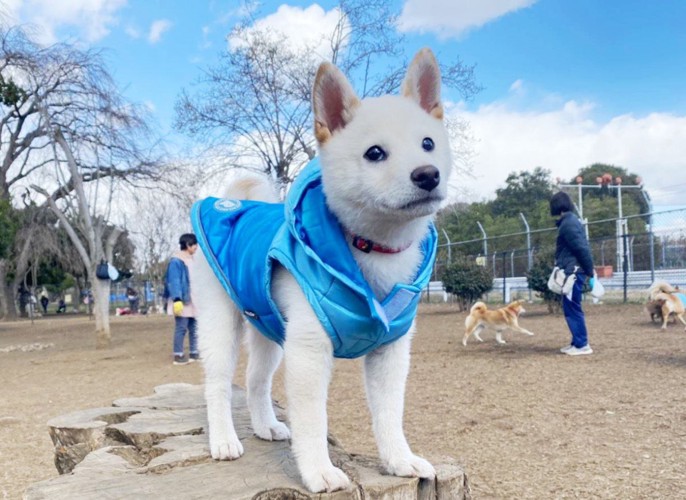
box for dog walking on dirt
[463,300,535,346]
[189,48,451,493]
[647,280,686,330]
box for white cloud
[148,19,172,44]
[398,0,537,38]
[509,79,524,94]
[6,0,127,44]
[124,25,140,39]
[452,100,686,208]
[228,4,345,61]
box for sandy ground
[1,302,685,499]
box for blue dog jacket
[191,159,437,359]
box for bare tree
[175,0,480,185]
[33,106,159,345]
[1,24,161,324]
[130,189,190,296]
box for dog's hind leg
[463,317,476,346]
[192,249,245,460]
[274,271,350,493]
[472,324,485,343]
[495,328,507,344]
[364,330,435,481]
[245,325,290,441]
[676,313,686,330]
[660,305,670,330]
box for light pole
[557,174,646,274]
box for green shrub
[440,257,493,311]
[527,248,562,314]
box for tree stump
[26,383,469,499]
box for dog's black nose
[411,165,440,192]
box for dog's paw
[385,454,436,479]
[301,465,351,493]
[496,339,507,344]
[210,435,244,460]
[254,420,290,441]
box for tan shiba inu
[463,300,535,346]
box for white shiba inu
[190,48,452,493]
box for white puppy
[190,48,452,493]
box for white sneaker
[560,344,574,353]
[565,345,593,356]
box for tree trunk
[30,384,470,499]
[92,274,111,349]
[0,259,18,320]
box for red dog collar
[351,235,410,254]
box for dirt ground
[1,302,685,499]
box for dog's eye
[364,145,387,162]
[422,137,435,152]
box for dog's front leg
[512,325,535,336]
[276,275,351,493]
[192,249,245,460]
[364,329,435,480]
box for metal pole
[502,252,507,303]
[578,182,583,220]
[623,224,629,303]
[476,221,487,258]
[641,189,655,283]
[519,213,533,302]
[441,228,452,265]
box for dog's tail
[465,301,487,327]
[463,301,487,346]
[469,301,487,315]
[647,280,677,300]
[223,175,280,203]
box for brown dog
[463,300,534,346]
[647,281,686,330]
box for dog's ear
[312,62,360,144]
[402,48,443,119]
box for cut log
[26,383,469,499]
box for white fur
[191,48,449,493]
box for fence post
[477,221,488,254]
[519,212,533,302]
[501,252,507,303]
[622,224,629,303]
[641,191,655,283]
[441,228,452,265]
[649,227,655,283]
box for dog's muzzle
[411,165,440,192]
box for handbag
[590,272,605,298]
[96,259,110,280]
[547,266,576,296]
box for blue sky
[6,0,686,209]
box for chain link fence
[433,208,686,303]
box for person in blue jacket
[163,233,199,365]
[550,191,595,356]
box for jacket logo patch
[214,199,242,212]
